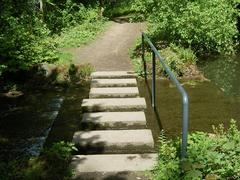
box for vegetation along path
[70,21,145,71]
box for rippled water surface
[139,53,240,141]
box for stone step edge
[81,111,146,129]
[91,71,137,79]
[73,129,154,150]
[81,98,146,112]
[71,153,157,173]
[91,78,137,88]
[89,87,139,98]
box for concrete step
[81,98,146,112]
[73,129,154,154]
[91,71,136,79]
[71,153,157,175]
[81,112,146,129]
[89,87,139,98]
[91,79,137,88]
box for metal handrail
[142,33,189,159]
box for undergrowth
[131,40,200,78]
[152,119,240,180]
[55,21,109,49]
[0,141,76,180]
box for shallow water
[0,83,89,160]
[0,90,62,159]
[199,53,240,97]
[45,83,90,146]
[138,53,240,141]
[1,54,239,159]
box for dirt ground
[69,21,146,71]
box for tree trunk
[39,0,43,13]
[99,0,104,18]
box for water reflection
[138,78,240,141]
[199,54,240,97]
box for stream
[0,83,89,161]
[0,54,239,160]
[139,53,240,142]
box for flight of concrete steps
[71,71,157,178]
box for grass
[53,20,110,66]
[56,52,73,65]
[55,20,110,49]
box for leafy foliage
[0,0,106,76]
[131,42,198,77]
[24,141,76,180]
[43,0,102,33]
[131,0,239,54]
[0,15,57,72]
[0,141,76,180]
[152,120,240,179]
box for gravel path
[70,21,145,71]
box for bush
[131,43,199,77]
[24,141,77,180]
[132,0,239,54]
[0,141,76,180]
[0,15,58,73]
[44,0,101,33]
[152,119,240,179]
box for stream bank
[138,53,240,141]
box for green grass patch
[55,20,110,49]
[56,52,73,65]
[53,20,110,66]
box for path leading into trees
[70,21,145,71]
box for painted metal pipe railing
[142,33,189,159]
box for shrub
[0,141,76,180]
[130,0,154,21]
[0,14,58,73]
[131,43,198,77]
[132,0,239,54]
[44,0,102,33]
[24,141,77,180]
[152,119,240,179]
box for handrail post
[181,96,189,159]
[152,51,156,107]
[142,34,146,77]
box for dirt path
[70,21,145,71]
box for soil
[69,21,146,71]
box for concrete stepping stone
[71,153,157,175]
[81,111,146,129]
[91,71,136,79]
[81,98,146,112]
[89,87,139,98]
[73,129,154,153]
[91,78,137,88]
